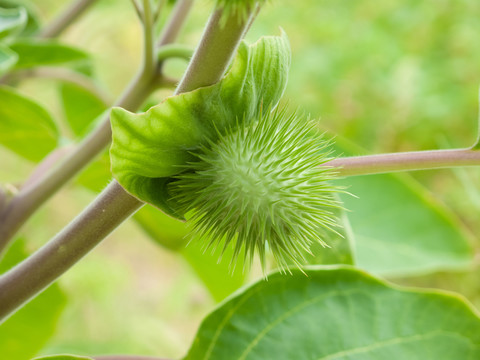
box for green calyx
[171,109,342,271]
[110,33,291,218]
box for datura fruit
[110,33,343,271]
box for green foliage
[0,6,26,41]
[110,33,290,218]
[0,43,16,74]
[0,239,67,360]
[0,1,40,36]
[185,266,480,360]
[9,40,90,69]
[172,109,342,271]
[0,85,58,161]
[32,356,93,360]
[297,204,355,266]
[339,173,474,276]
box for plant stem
[0,0,195,254]
[0,182,142,323]
[0,5,255,323]
[175,7,250,94]
[0,72,154,254]
[39,0,98,38]
[327,148,480,177]
[157,43,193,62]
[1,67,111,104]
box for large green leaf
[0,43,17,75]
[0,6,26,41]
[0,239,67,360]
[9,40,89,69]
[0,85,58,161]
[110,33,291,218]
[59,83,107,137]
[185,266,480,360]
[338,173,474,276]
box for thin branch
[39,0,98,38]
[157,43,193,62]
[0,182,143,323]
[2,67,111,104]
[142,0,157,75]
[130,0,143,19]
[0,4,256,322]
[327,148,480,177]
[22,146,74,189]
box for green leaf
[0,239,67,360]
[134,205,247,302]
[0,6,26,41]
[60,83,108,137]
[338,173,474,276]
[9,40,89,69]
[185,266,480,360]
[32,356,93,360]
[0,85,58,162]
[0,43,17,75]
[110,33,291,218]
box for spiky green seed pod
[170,109,342,272]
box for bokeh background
[1,0,480,358]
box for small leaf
[110,33,291,217]
[0,85,58,162]
[0,6,26,41]
[0,43,17,75]
[9,40,89,69]
[60,83,108,137]
[0,239,67,360]
[185,266,480,360]
[32,356,93,360]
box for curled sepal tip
[170,108,343,272]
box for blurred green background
[1,0,480,358]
